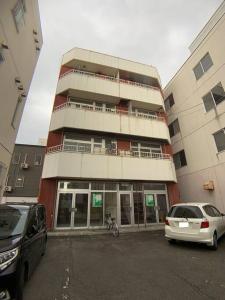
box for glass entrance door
[145,194,157,223]
[157,194,168,223]
[74,193,88,227]
[56,192,88,228]
[120,194,132,225]
[56,193,73,227]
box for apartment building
[164,2,225,212]
[3,144,45,203]
[39,48,178,230]
[0,0,42,198]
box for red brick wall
[167,182,180,206]
[47,131,63,148]
[38,179,57,230]
[54,95,67,109]
[59,65,73,77]
[117,140,130,151]
[162,144,173,156]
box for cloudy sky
[16,0,223,145]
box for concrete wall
[42,152,177,182]
[0,0,42,198]
[50,106,170,142]
[164,4,225,212]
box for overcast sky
[16,0,223,145]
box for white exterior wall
[0,0,42,198]
[56,72,163,109]
[62,47,161,83]
[164,2,225,212]
[42,152,176,182]
[50,107,170,142]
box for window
[203,205,221,217]
[34,154,42,165]
[168,206,203,219]
[164,94,175,111]
[193,53,213,80]
[11,97,23,129]
[168,119,180,137]
[15,176,24,187]
[12,152,21,164]
[131,142,161,157]
[173,150,187,169]
[0,163,6,190]
[202,83,225,112]
[12,0,26,32]
[213,128,225,152]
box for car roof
[0,202,44,209]
[171,202,211,207]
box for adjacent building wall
[0,0,42,199]
[164,2,225,212]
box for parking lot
[24,231,225,300]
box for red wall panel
[54,95,67,109]
[167,182,180,206]
[59,65,73,77]
[38,179,57,230]
[117,140,130,151]
[47,131,63,148]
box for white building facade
[40,48,178,230]
[164,2,225,212]
[0,0,42,199]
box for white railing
[59,68,161,91]
[47,144,171,160]
[53,101,164,122]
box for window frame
[173,149,187,169]
[12,0,26,33]
[164,94,175,111]
[34,154,42,166]
[213,128,225,153]
[193,53,213,80]
[12,152,21,165]
[168,118,180,138]
[11,96,23,129]
[0,47,4,64]
[15,176,24,188]
[202,82,225,113]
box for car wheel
[41,236,47,256]
[211,232,218,250]
[168,239,176,244]
[16,264,25,300]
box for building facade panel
[40,48,178,230]
[164,2,225,212]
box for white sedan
[165,203,225,250]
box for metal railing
[53,101,165,122]
[59,68,160,91]
[47,144,171,160]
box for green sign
[92,193,103,207]
[145,194,155,207]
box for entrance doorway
[120,193,132,225]
[56,192,88,228]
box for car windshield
[168,205,203,219]
[0,205,29,238]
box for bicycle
[105,213,119,237]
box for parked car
[0,203,47,300]
[165,203,225,250]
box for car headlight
[0,247,19,271]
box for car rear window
[168,206,203,219]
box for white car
[165,203,225,250]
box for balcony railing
[53,101,165,122]
[59,68,161,91]
[46,144,171,160]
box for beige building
[39,47,178,230]
[0,0,42,198]
[164,2,225,212]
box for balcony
[56,69,164,109]
[50,101,170,142]
[42,144,177,182]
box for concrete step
[48,224,164,237]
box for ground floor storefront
[39,180,179,230]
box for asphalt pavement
[23,231,225,300]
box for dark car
[0,203,47,300]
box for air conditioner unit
[21,163,29,169]
[5,186,12,192]
[34,161,40,166]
